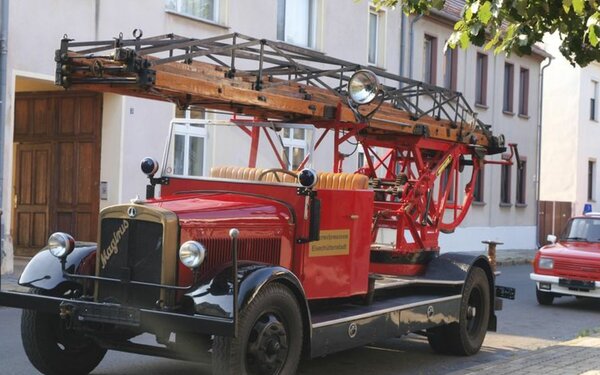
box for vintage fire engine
[0,32,516,375]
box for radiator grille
[198,237,281,277]
[554,258,600,280]
[97,218,163,308]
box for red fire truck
[0,32,515,375]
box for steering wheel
[257,168,298,182]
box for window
[475,53,488,106]
[443,46,457,90]
[516,160,527,205]
[277,0,317,48]
[282,128,307,170]
[591,81,598,121]
[519,67,530,116]
[358,151,365,169]
[589,160,596,201]
[500,163,511,205]
[165,0,218,22]
[367,8,387,65]
[473,166,484,203]
[503,63,514,113]
[423,35,437,85]
[172,107,206,177]
[441,168,455,202]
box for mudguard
[424,252,497,331]
[183,262,311,323]
[18,242,97,291]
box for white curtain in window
[284,0,310,46]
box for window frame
[516,159,527,206]
[423,34,437,85]
[171,108,207,177]
[277,0,317,49]
[165,0,220,23]
[473,165,485,203]
[475,53,488,106]
[281,128,308,170]
[503,62,514,113]
[589,160,596,202]
[500,162,512,205]
[519,67,530,116]
[591,80,598,121]
[443,45,457,91]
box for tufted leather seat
[210,166,369,190]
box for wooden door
[13,143,52,253]
[538,201,572,246]
[13,92,102,256]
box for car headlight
[179,241,206,269]
[348,70,380,105]
[47,232,75,259]
[538,257,554,270]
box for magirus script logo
[100,220,129,269]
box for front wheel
[536,287,555,305]
[212,283,303,375]
[21,288,107,375]
[427,267,491,356]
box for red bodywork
[158,177,374,300]
[533,241,600,281]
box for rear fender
[424,253,497,331]
[18,242,97,292]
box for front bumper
[0,290,235,336]
[530,273,600,298]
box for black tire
[212,283,303,375]
[427,267,490,356]
[21,288,107,375]
[536,287,555,305]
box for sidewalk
[448,334,600,375]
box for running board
[309,293,461,358]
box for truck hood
[148,192,294,226]
[540,241,600,261]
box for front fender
[183,262,309,321]
[18,242,97,291]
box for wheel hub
[246,312,288,375]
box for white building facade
[541,33,600,221]
[1,0,548,273]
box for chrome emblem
[127,206,137,218]
[427,305,435,319]
[348,322,358,338]
[100,220,129,269]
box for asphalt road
[1,264,599,375]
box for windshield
[161,119,315,184]
[561,217,600,242]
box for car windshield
[561,217,600,242]
[161,119,315,184]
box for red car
[531,213,600,305]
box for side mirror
[547,234,557,244]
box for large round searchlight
[348,70,381,105]
[179,241,207,269]
[47,232,75,259]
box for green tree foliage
[372,0,600,67]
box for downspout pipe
[536,56,553,248]
[399,12,407,78]
[408,14,423,80]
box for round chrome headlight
[47,232,75,259]
[179,241,206,269]
[348,70,380,105]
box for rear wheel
[21,288,107,375]
[427,267,490,356]
[536,287,555,305]
[212,283,303,375]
